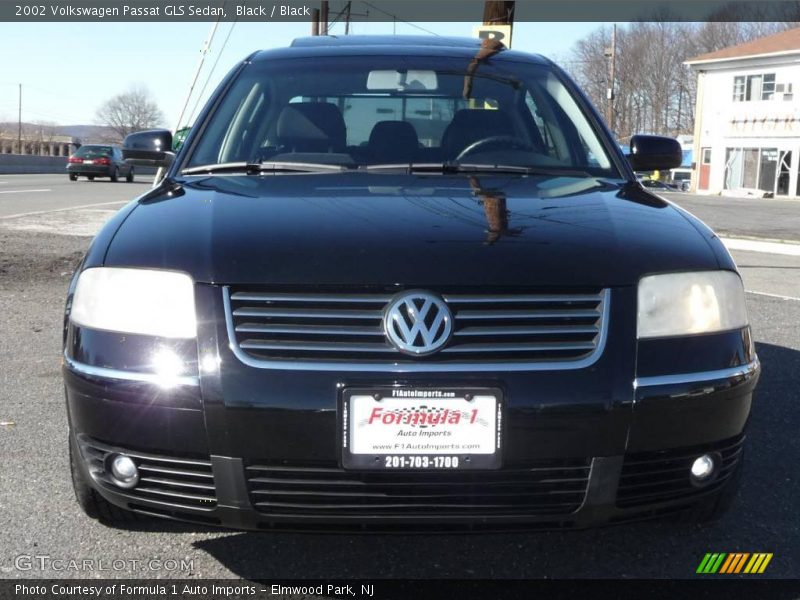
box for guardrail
[0,154,157,175]
[0,154,67,174]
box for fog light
[110,454,139,489]
[691,454,715,481]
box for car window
[186,55,617,176]
[75,146,112,158]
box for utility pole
[606,23,617,133]
[311,8,319,35]
[482,0,515,26]
[320,1,329,35]
[17,84,22,155]
[155,21,219,184]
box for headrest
[276,102,347,152]
[368,121,419,162]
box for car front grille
[245,459,591,518]
[616,435,745,508]
[224,286,608,368]
[78,436,217,512]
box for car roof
[249,35,551,65]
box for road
[662,191,800,243]
[0,178,798,580]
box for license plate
[341,387,502,470]
[83,159,94,164]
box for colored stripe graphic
[720,553,749,573]
[697,553,727,574]
[733,553,750,574]
[699,553,773,574]
[744,553,774,574]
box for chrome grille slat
[224,287,609,370]
[233,307,383,319]
[455,309,600,320]
[231,292,393,303]
[240,339,397,353]
[443,293,602,303]
[441,341,596,353]
[455,325,599,336]
[236,323,383,336]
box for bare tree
[566,22,800,142]
[95,85,164,142]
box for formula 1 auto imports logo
[696,552,773,574]
[359,405,490,429]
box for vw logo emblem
[383,291,453,355]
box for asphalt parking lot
[0,175,798,579]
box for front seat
[276,102,347,153]
[368,121,419,163]
[440,109,516,160]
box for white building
[686,28,800,197]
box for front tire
[70,434,139,526]
[110,167,119,182]
[126,167,134,183]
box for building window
[733,76,745,102]
[702,148,712,164]
[761,73,776,100]
[725,147,778,194]
[733,73,777,101]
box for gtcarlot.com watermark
[14,554,194,573]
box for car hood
[103,173,721,287]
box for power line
[185,19,238,127]
[359,1,440,36]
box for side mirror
[627,135,682,172]
[122,129,174,168]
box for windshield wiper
[181,161,350,175]
[364,163,592,177]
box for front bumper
[64,353,759,531]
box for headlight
[70,267,196,338]
[637,271,748,339]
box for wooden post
[483,1,514,26]
[320,1,329,35]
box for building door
[699,147,711,190]
[777,151,791,196]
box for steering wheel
[455,136,533,162]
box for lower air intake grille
[245,460,591,517]
[224,286,608,368]
[616,435,745,508]
[78,436,217,511]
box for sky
[0,20,599,128]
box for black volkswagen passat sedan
[63,36,759,530]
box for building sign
[727,114,800,137]
[473,24,512,49]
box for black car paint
[95,174,729,285]
[63,39,757,530]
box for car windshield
[185,54,618,177]
[75,146,112,158]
